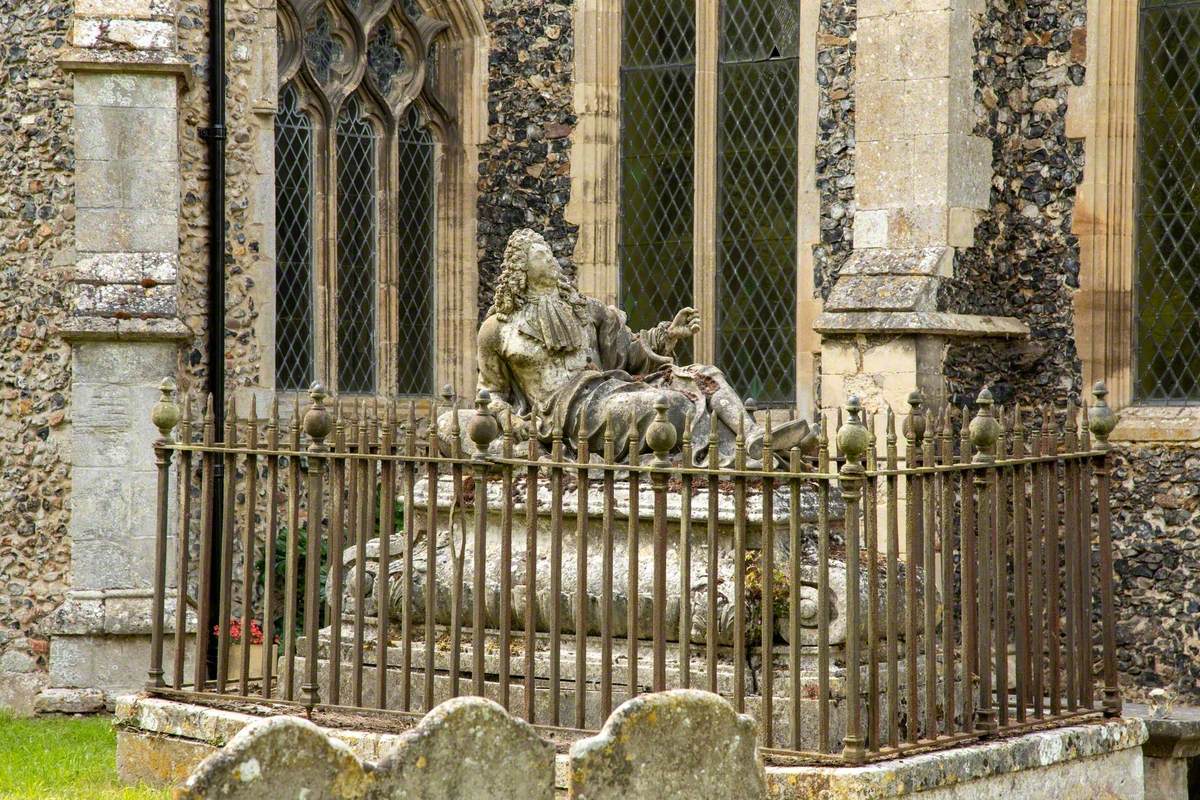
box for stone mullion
[322,115,341,395]
[568,0,622,307]
[693,0,719,365]
[377,124,399,399]
[1070,0,1138,410]
[794,0,822,420]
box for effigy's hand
[667,307,701,342]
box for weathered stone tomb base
[115,694,1145,798]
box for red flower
[212,619,266,645]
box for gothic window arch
[617,0,801,407]
[274,0,451,396]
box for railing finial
[903,389,925,444]
[646,394,677,468]
[304,382,332,451]
[1089,380,1118,449]
[969,386,1000,462]
[837,396,869,472]
[468,388,500,460]
[151,377,181,443]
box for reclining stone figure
[450,228,818,467]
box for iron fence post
[148,378,181,690]
[301,384,331,709]
[1089,382,1121,717]
[838,397,869,765]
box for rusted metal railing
[146,379,1122,763]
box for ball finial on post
[969,386,1001,462]
[645,394,678,468]
[151,377,181,443]
[303,382,332,451]
[1089,381,1118,448]
[467,388,500,459]
[837,396,870,472]
[903,389,926,443]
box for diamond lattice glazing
[396,111,436,395]
[1136,0,1200,402]
[715,0,798,406]
[619,0,696,356]
[336,97,378,394]
[274,85,316,393]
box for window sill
[1110,405,1200,444]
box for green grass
[0,714,169,800]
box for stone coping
[1125,702,1200,758]
[116,695,1145,797]
[814,311,1030,338]
[769,716,1147,797]
[57,316,193,342]
[57,47,196,90]
[1110,405,1200,443]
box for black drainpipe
[201,0,227,680]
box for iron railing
[145,379,1122,764]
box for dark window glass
[1135,0,1200,402]
[619,0,696,354]
[396,111,437,395]
[336,97,378,394]
[274,84,315,393]
[715,0,798,406]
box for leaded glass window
[336,98,378,394]
[619,0,696,344]
[1135,0,1200,402]
[274,0,450,396]
[617,0,800,406]
[274,85,315,392]
[716,0,798,405]
[396,111,436,395]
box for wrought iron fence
[145,378,1122,764]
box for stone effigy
[449,228,820,467]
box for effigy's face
[525,241,561,288]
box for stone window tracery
[618,0,800,406]
[274,0,448,396]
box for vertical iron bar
[281,400,301,700]
[215,400,237,694]
[499,411,514,711]
[706,441,720,694]
[174,395,195,691]
[148,388,176,691]
[885,408,900,749]
[789,446,803,751]
[378,402,396,708]
[733,415,747,713]
[238,402,259,697]
[300,388,329,710]
[1045,411,1061,716]
[1064,405,1079,712]
[960,407,976,731]
[549,424,564,723]
[761,418,775,746]
[1013,408,1030,722]
[864,413,880,750]
[401,402,416,711]
[627,414,640,701]
[939,407,955,736]
[838,398,867,765]
[817,417,831,752]
[922,416,937,738]
[523,421,539,723]
[575,438,590,728]
[425,408,440,713]
[679,416,694,689]
[472,408,489,700]
[327,410,346,705]
[601,415,616,717]
[995,410,1011,727]
[903,395,922,743]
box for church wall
[0,0,76,712]
[476,0,578,322]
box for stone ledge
[814,311,1030,338]
[769,717,1147,798]
[1111,405,1200,443]
[57,315,193,342]
[1125,703,1200,759]
[57,47,195,90]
